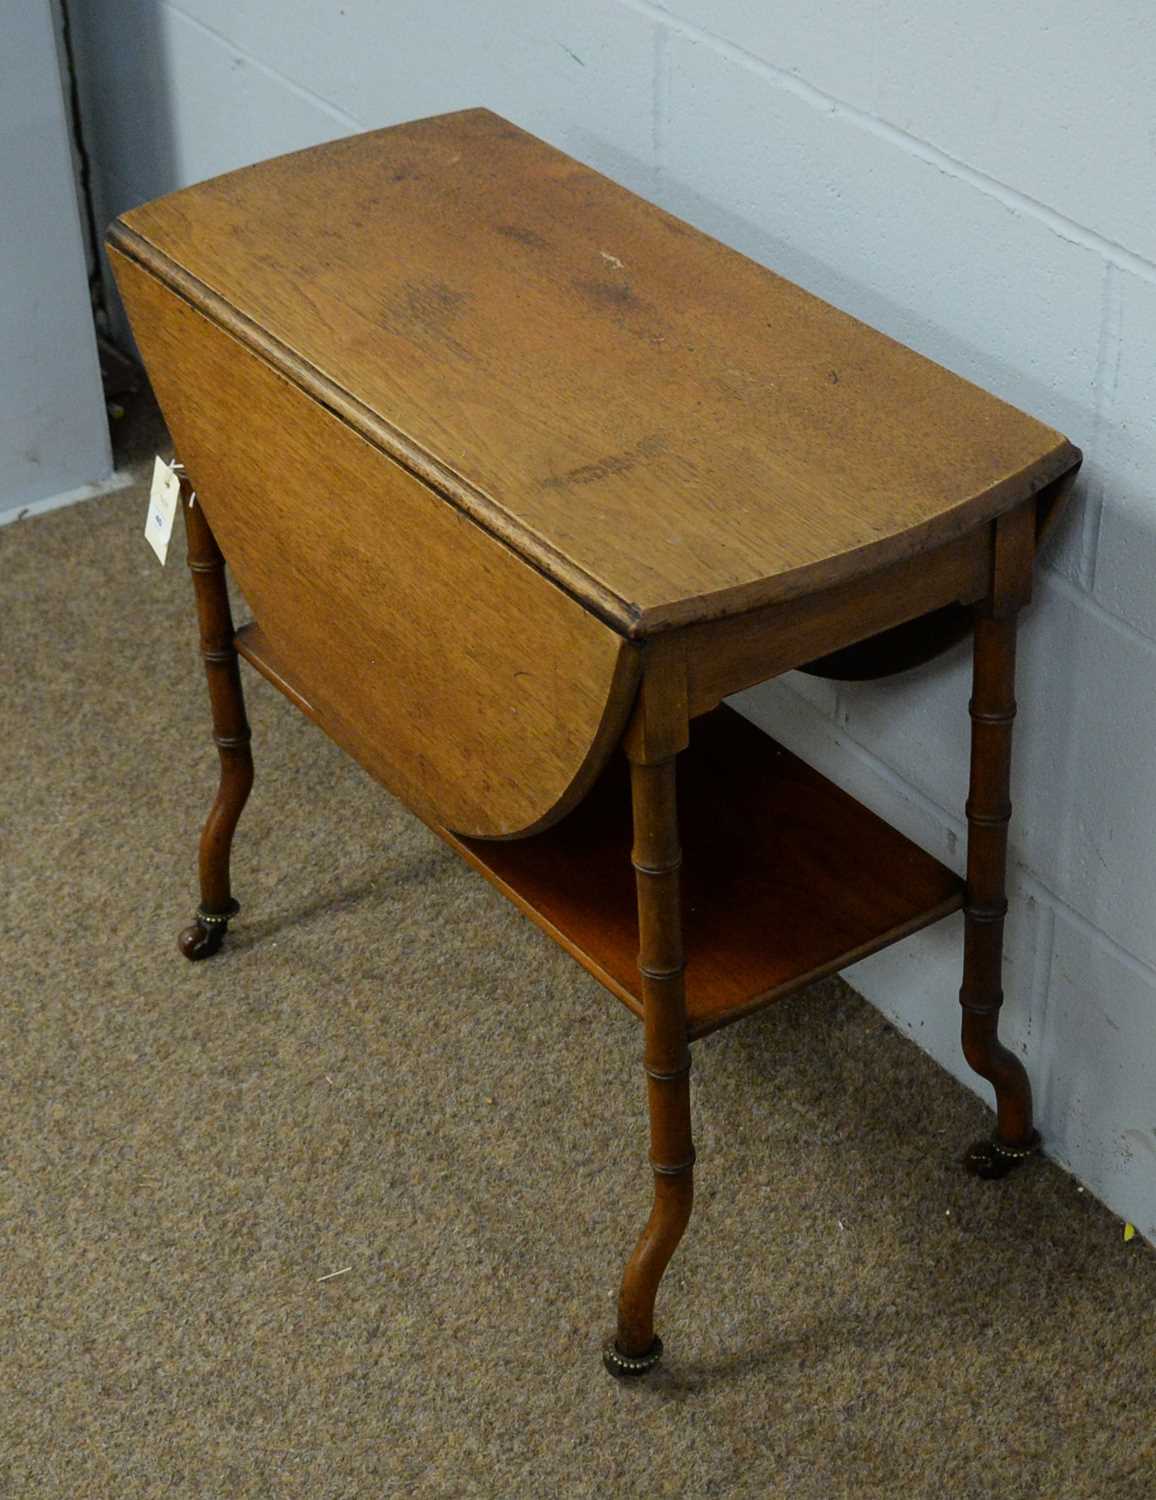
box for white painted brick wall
[73,1,1156,1240]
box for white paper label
[145,456,182,565]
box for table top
[110,108,1079,639]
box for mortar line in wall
[1026,894,1056,1072]
[824,699,968,845]
[1031,898,1057,1128]
[773,681,966,848]
[620,0,1156,286]
[1080,484,1106,598]
[828,680,842,732]
[161,0,369,133]
[1048,566,1156,656]
[1082,263,1116,587]
[1084,262,1124,592]
[1019,869,1156,990]
[651,23,669,177]
[1072,262,1117,592]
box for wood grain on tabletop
[110,248,640,841]
[108,107,1079,638]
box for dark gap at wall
[56,0,106,334]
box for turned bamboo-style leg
[177,476,254,960]
[604,659,694,1378]
[960,506,1039,1179]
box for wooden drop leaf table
[108,108,1081,1378]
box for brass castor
[602,1336,663,1379]
[178,899,239,961]
[963,1129,1041,1180]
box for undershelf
[236,622,963,1039]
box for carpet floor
[2,458,1154,1499]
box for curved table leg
[177,478,254,960]
[959,603,1039,1178]
[605,678,695,1378]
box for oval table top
[109,108,1079,641]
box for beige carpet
[2,460,1154,1499]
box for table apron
[678,527,992,716]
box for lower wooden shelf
[236,622,963,1040]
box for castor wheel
[178,899,239,961]
[963,1130,1041,1180]
[602,1336,663,1379]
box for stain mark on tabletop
[382,279,472,358]
[540,434,668,492]
[404,279,467,318]
[571,277,671,349]
[497,224,548,250]
[574,277,641,313]
[559,43,586,66]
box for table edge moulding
[107,106,1083,1379]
